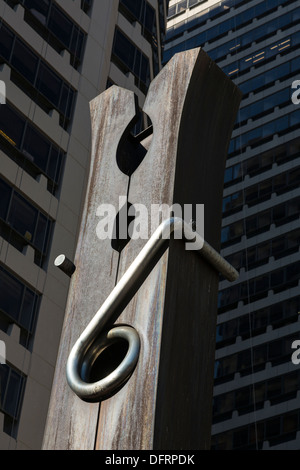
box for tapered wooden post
[43,48,241,450]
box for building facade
[0,0,168,450]
[164,0,300,450]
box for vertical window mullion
[19,118,27,151]
[3,367,11,411]
[32,212,39,248]
[9,33,16,63]
[18,283,26,326]
[5,185,14,225]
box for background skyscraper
[164,0,300,450]
[0,0,168,449]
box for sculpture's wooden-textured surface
[43,48,241,450]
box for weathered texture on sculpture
[43,47,242,450]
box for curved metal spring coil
[64,217,239,402]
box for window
[0,266,40,347]
[0,103,64,194]
[120,0,157,45]
[0,22,76,129]
[11,38,38,83]
[218,261,300,314]
[222,196,300,248]
[111,28,151,94]
[81,0,93,14]
[213,371,300,425]
[3,2,87,68]
[0,102,25,147]
[215,333,300,384]
[0,364,26,438]
[0,177,53,267]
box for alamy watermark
[0,80,6,105]
[0,340,6,365]
[95,197,204,250]
[291,340,300,365]
[291,80,300,105]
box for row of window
[218,261,300,314]
[119,0,160,77]
[235,87,291,129]
[213,369,300,424]
[239,56,300,99]
[0,103,64,194]
[216,296,300,349]
[0,177,53,267]
[209,7,300,64]
[214,332,299,384]
[167,0,201,18]
[224,228,300,274]
[0,265,40,349]
[224,30,300,79]
[224,138,300,187]
[0,363,25,438]
[4,0,86,69]
[166,0,252,36]
[0,23,76,129]
[111,27,151,94]
[212,409,300,449]
[164,0,294,62]
[120,0,157,44]
[223,166,300,216]
[228,108,300,158]
[221,196,300,247]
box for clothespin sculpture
[43,48,242,450]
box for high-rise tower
[164,0,300,450]
[0,0,168,449]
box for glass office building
[0,0,168,449]
[164,0,300,450]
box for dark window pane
[0,179,11,220]
[254,381,266,403]
[0,24,14,60]
[254,344,267,366]
[59,84,74,119]
[8,193,38,240]
[114,29,135,70]
[271,270,284,288]
[4,369,24,418]
[265,417,281,439]
[48,147,62,183]
[23,0,50,23]
[283,372,299,394]
[49,6,73,48]
[233,427,248,447]
[23,125,50,172]
[20,288,36,331]
[144,4,155,33]
[0,267,23,320]
[11,39,38,83]
[0,104,25,147]
[34,213,50,253]
[235,387,251,408]
[70,28,84,58]
[283,413,298,434]
[0,365,9,409]
[267,377,282,398]
[269,339,282,360]
[36,63,62,107]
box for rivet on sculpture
[43,48,242,451]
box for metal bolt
[54,254,76,278]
